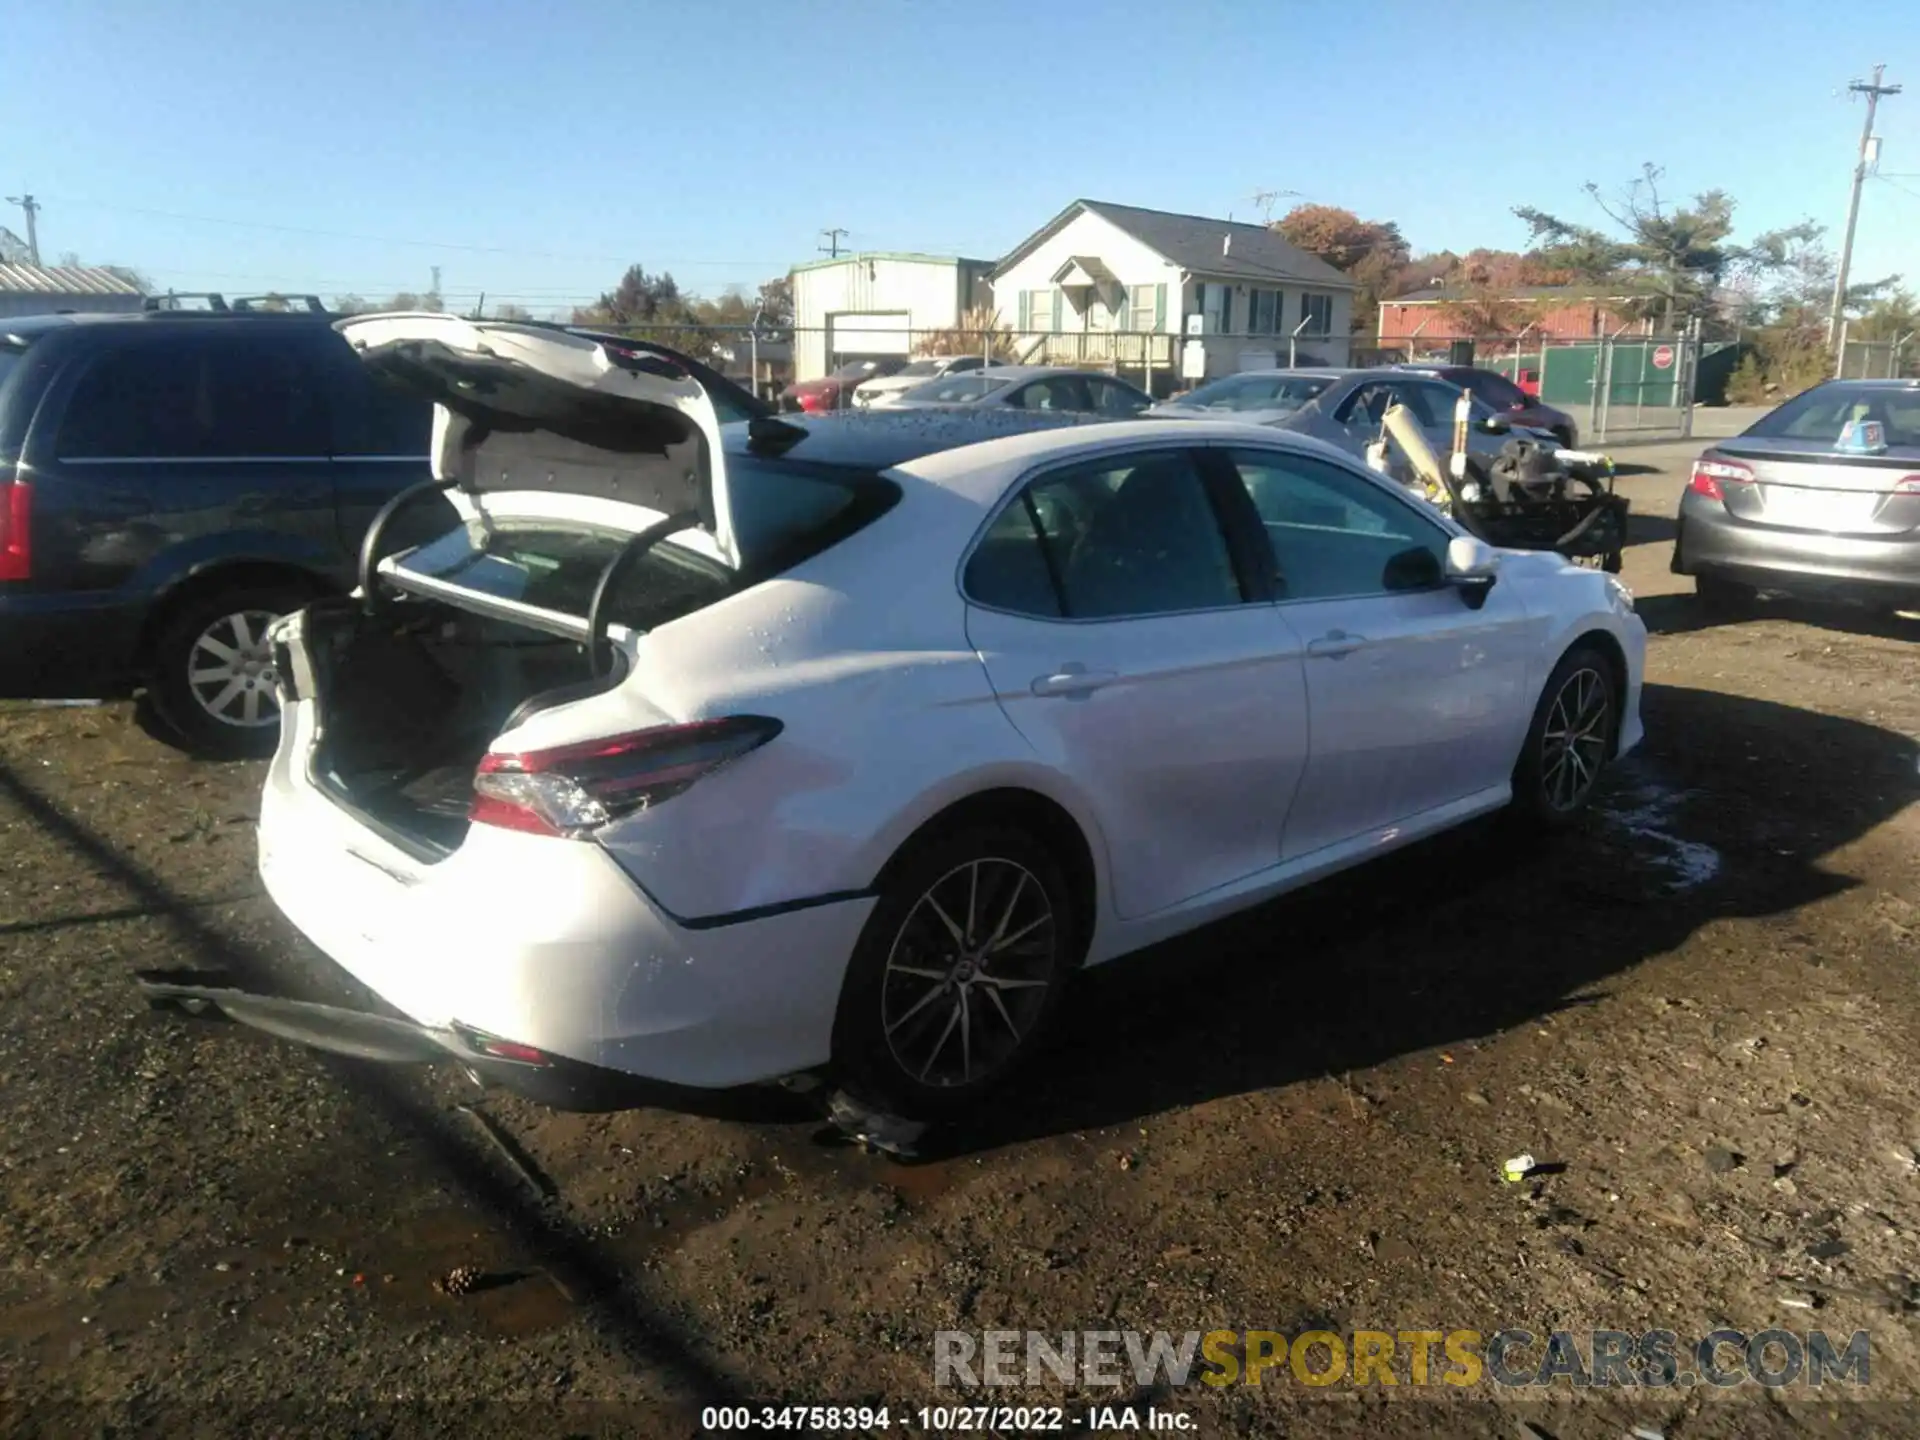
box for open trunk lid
[339,313,740,570]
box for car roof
[721,407,1104,471]
[895,416,1371,503]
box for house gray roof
[0,263,144,297]
[993,199,1355,289]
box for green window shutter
[1051,288,1062,332]
[1018,290,1030,331]
[1154,283,1167,333]
[1116,287,1131,331]
[1216,285,1229,335]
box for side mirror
[1478,414,1512,434]
[1445,535,1499,610]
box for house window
[1020,288,1056,334]
[1127,285,1157,333]
[1300,293,1333,337]
[1248,289,1283,336]
[1200,283,1232,335]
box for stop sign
[1651,344,1675,370]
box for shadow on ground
[1637,587,1920,640]
[921,682,1918,1159]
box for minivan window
[58,338,328,460]
[334,370,433,457]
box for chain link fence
[1836,334,1919,381]
[1368,331,1722,444]
[590,318,1730,442]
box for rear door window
[965,449,1242,618]
[332,370,433,457]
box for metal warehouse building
[790,252,994,383]
[0,263,145,318]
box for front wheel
[831,825,1081,1119]
[1512,644,1620,828]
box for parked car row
[36,309,1913,1128]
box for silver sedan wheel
[186,609,284,728]
[881,857,1058,1090]
[1540,665,1612,811]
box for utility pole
[1828,64,1901,354]
[4,193,40,265]
[818,228,848,259]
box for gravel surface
[3,444,1917,1438]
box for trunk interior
[296,597,615,860]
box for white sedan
[245,317,1644,1120]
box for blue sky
[4,0,1917,315]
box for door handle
[1030,665,1118,698]
[1306,630,1368,659]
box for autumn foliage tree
[1273,204,1410,335]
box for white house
[790,252,994,382]
[988,199,1356,394]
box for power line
[818,228,849,259]
[1829,63,1901,351]
[37,193,787,270]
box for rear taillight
[0,477,29,582]
[468,716,782,838]
[1892,475,1920,495]
[1688,456,1754,503]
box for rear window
[398,523,730,633]
[0,346,24,397]
[1177,373,1331,413]
[1745,383,1920,446]
[915,374,1012,402]
[392,454,893,631]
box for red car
[781,358,906,414]
[1397,364,1578,448]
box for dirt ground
[3,438,1918,1439]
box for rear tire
[1694,574,1756,614]
[148,582,314,759]
[1511,643,1620,829]
[831,825,1082,1120]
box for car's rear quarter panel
[498,469,1109,925]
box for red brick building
[1377,285,1651,342]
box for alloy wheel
[1540,665,1612,812]
[880,857,1058,1090]
[186,609,284,728]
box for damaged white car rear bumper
[254,699,875,1095]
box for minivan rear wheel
[149,583,313,759]
[832,825,1080,1120]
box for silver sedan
[887,365,1155,417]
[1673,378,1920,612]
[1152,367,1556,478]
